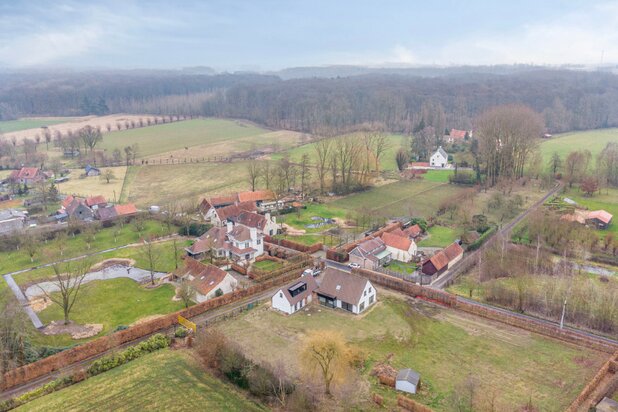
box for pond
[305,216,336,229]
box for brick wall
[566,350,618,412]
[397,395,434,412]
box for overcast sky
[1,0,617,70]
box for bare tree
[247,160,260,191]
[21,232,39,263]
[301,330,350,396]
[299,153,312,197]
[261,160,272,190]
[100,169,116,184]
[0,292,30,374]
[41,260,91,325]
[139,236,161,285]
[78,125,103,154]
[177,281,195,308]
[314,138,333,194]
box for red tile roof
[216,202,256,221]
[381,231,412,251]
[586,210,613,225]
[404,224,422,238]
[10,167,42,180]
[443,242,464,261]
[114,203,138,216]
[86,195,107,207]
[449,129,467,139]
[209,195,238,207]
[176,258,230,296]
[231,211,267,230]
[61,195,75,209]
[237,190,275,203]
[426,242,463,272]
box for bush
[408,217,428,233]
[448,171,476,185]
[178,223,211,237]
[466,225,498,251]
[113,325,129,332]
[175,327,189,338]
[87,334,169,376]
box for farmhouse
[349,237,392,269]
[175,258,237,302]
[403,224,423,239]
[9,167,46,185]
[396,369,421,394]
[229,211,279,236]
[585,210,613,229]
[271,274,319,315]
[421,242,464,276]
[445,128,469,144]
[429,146,448,168]
[64,197,95,221]
[316,268,376,314]
[0,209,27,235]
[186,222,264,263]
[381,231,417,262]
[84,165,101,177]
[85,195,107,210]
[209,202,257,226]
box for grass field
[278,203,347,233]
[560,186,618,236]
[219,296,606,411]
[422,169,454,183]
[0,118,75,133]
[417,225,458,247]
[252,259,284,271]
[329,180,462,218]
[0,219,174,275]
[98,118,301,159]
[385,260,416,274]
[57,166,127,200]
[35,278,183,346]
[539,128,618,166]
[273,133,408,172]
[124,162,249,207]
[18,349,266,411]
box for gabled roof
[404,224,422,238]
[65,198,89,216]
[237,190,275,203]
[277,275,318,307]
[230,211,267,231]
[389,228,407,238]
[397,368,420,385]
[449,129,467,139]
[425,242,463,271]
[85,164,100,172]
[209,195,238,207]
[216,202,257,221]
[114,203,138,217]
[318,268,370,305]
[586,210,613,225]
[0,209,26,221]
[433,146,448,159]
[444,242,464,261]
[86,195,107,207]
[96,206,118,222]
[350,237,387,262]
[10,167,41,180]
[229,224,253,242]
[199,226,228,250]
[61,195,76,209]
[176,258,230,296]
[427,251,450,272]
[381,231,412,251]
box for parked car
[302,268,322,277]
[348,262,361,269]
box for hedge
[466,225,497,251]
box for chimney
[226,221,233,233]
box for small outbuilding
[85,165,101,177]
[596,397,618,412]
[396,368,420,394]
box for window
[257,239,261,245]
[359,302,365,312]
[245,242,249,248]
[369,295,374,304]
[279,292,283,298]
[245,254,250,260]
[364,290,367,297]
[341,302,353,312]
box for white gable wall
[195,273,238,303]
[430,151,447,168]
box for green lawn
[417,225,458,247]
[0,219,176,275]
[560,186,618,236]
[252,259,283,271]
[0,118,75,133]
[18,349,266,411]
[385,260,417,274]
[330,180,464,218]
[273,233,339,246]
[273,133,408,172]
[219,297,605,412]
[278,203,347,233]
[539,128,618,167]
[34,278,184,346]
[12,239,185,288]
[422,169,454,183]
[99,118,271,158]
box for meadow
[99,118,301,159]
[0,118,75,133]
[219,295,606,411]
[560,186,618,236]
[18,349,266,411]
[56,166,127,200]
[539,128,618,165]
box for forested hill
[2,67,618,134]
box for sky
[0,0,617,71]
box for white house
[230,211,279,237]
[271,275,319,315]
[429,146,448,168]
[381,231,417,262]
[175,258,238,303]
[396,369,421,394]
[316,268,376,314]
[186,222,264,263]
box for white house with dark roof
[430,146,448,168]
[349,237,392,270]
[271,274,319,315]
[316,268,376,314]
[186,221,264,263]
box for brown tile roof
[449,129,467,139]
[199,198,213,213]
[237,190,275,203]
[209,195,238,207]
[278,275,318,307]
[176,258,230,296]
[216,202,257,221]
[444,242,464,261]
[96,206,118,222]
[427,242,464,271]
[404,224,422,238]
[200,226,228,249]
[381,231,412,251]
[61,195,75,209]
[389,228,407,238]
[231,211,267,231]
[229,224,253,242]
[318,268,369,305]
[86,195,107,207]
[428,251,450,272]
[10,167,41,180]
[187,237,213,254]
[65,198,88,216]
[114,203,138,217]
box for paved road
[430,183,563,290]
[0,284,282,400]
[2,274,43,329]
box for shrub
[87,334,169,376]
[175,327,189,338]
[466,225,498,251]
[113,325,129,332]
[214,288,224,297]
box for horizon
[1,0,617,70]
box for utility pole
[560,297,567,329]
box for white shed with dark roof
[271,275,319,315]
[396,368,420,394]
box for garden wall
[397,395,434,412]
[566,350,618,412]
[1,268,306,392]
